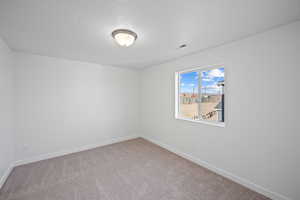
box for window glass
[179,71,199,120]
[176,66,225,125]
[199,67,224,122]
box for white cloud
[202,85,219,89]
[189,83,195,87]
[181,83,185,86]
[202,78,213,81]
[208,69,224,78]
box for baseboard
[142,136,291,200]
[6,134,292,200]
[0,164,14,189]
[14,134,139,166]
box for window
[175,66,225,126]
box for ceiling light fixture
[112,29,137,47]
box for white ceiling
[0,0,299,69]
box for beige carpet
[0,138,270,200]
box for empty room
[0,0,299,200]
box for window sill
[175,117,225,128]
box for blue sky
[180,67,224,94]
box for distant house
[180,93,198,104]
[214,99,224,122]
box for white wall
[140,21,300,200]
[0,38,14,185]
[14,53,139,162]
[1,19,299,200]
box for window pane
[200,67,225,122]
[179,71,199,120]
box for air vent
[179,44,187,48]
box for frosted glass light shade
[112,29,137,47]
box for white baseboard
[3,134,291,200]
[142,136,291,200]
[14,134,139,166]
[0,164,14,189]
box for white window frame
[175,64,225,127]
